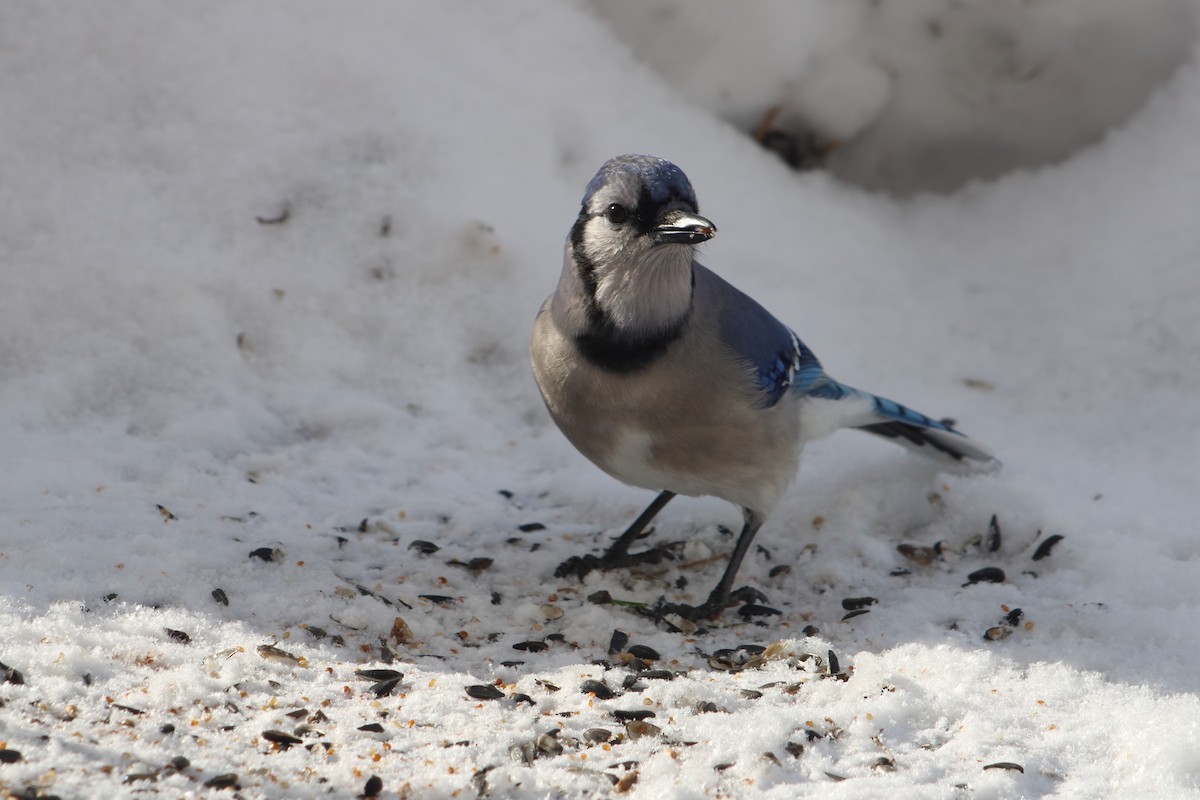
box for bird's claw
[656,585,769,622]
[553,546,677,580]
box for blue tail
[802,379,996,464]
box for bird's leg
[554,491,677,579]
[657,508,768,621]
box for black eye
[605,203,629,224]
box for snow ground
[1,2,1199,798]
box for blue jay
[531,154,995,622]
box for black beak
[653,210,717,245]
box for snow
[1,2,1199,798]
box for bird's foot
[553,545,678,580]
[655,586,769,623]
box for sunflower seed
[964,567,1006,586]
[579,679,614,699]
[165,628,191,645]
[986,515,1002,552]
[625,720,661,739]
[612,709,655,722]
[1032,534,1064,561]
[584,728,613,744]
[536,731,564,755]
[626,644,660,661]
[466,684,505,701]
[262,730,303,749]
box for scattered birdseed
[769,564,792,578]
[827,650,840,675]
[588,590,613,605]
[583,728,613,744]
[615,771,639,792]
[738,604,781,617]
[1032,534,1065,561]
[987,515,1002,552]
[358,723,385,733]
[449,557,494,572]
[509,741,538,765]
[841,609,871,621]
[123,771,157,784]
[203,773,239,789]
[471,765,497,797]
[580,679,615,699]
[983,762,1025,773]
[465,684,505,701]
[612,709,656,722]
[964,567,1006,586]
[0,750,22,763]
[257,644,305,667]
[626,644,660,661]
[536,731,564,755]
[897,544,937,565]
[409,540,440,555]
[518,522,546,532]
[841,597,877,611]
[164,628,191,644]
[1,661,24,685]
[361,774,383,798]
[625,720,661,739]
[608,630,629,654]
[261,730,303,749]
[540,604,564,620]
[211,588,229,606]
[984,626,1012,641]
[419,595,455,605]
[249,547,280,562]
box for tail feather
[803,379,997,465]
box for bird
[530,154,996,622]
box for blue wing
[696,264,831,407]
[694,264,995,464]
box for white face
[576,176,699,337]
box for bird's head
[564,155,716,338]
[573,154,716,265]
